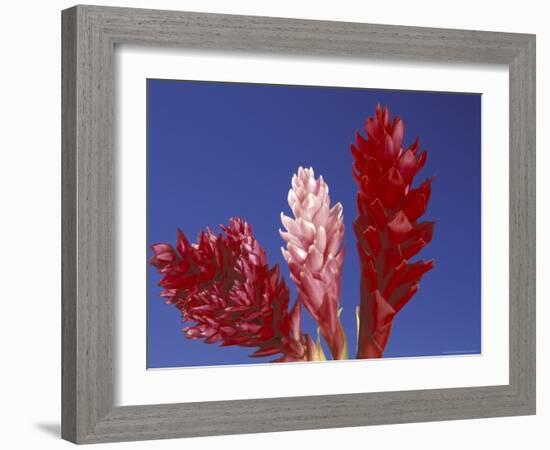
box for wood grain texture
[61,4,536,444]
[61,7,77,443]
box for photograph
[146,79,482,368]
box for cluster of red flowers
[151,105,434,362]
[151,218,312,362]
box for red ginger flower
[150,218,311,362]
[351,104,435,358]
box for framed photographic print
[146,80,481,369]
[62,4,536,444]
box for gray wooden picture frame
[61,4,536,444]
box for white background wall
[0,0,546,448]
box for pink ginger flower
[280,167,347,359]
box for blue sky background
[146,79,481,369]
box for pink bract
[280,167,347,359]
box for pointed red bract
[150,218,308,361]
[352,105,435,358]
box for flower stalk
[351,105,435,358]
[280,167,347,360]
[151,218,314,362]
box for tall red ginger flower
[351,104,435,359]
[150,218,316,362]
